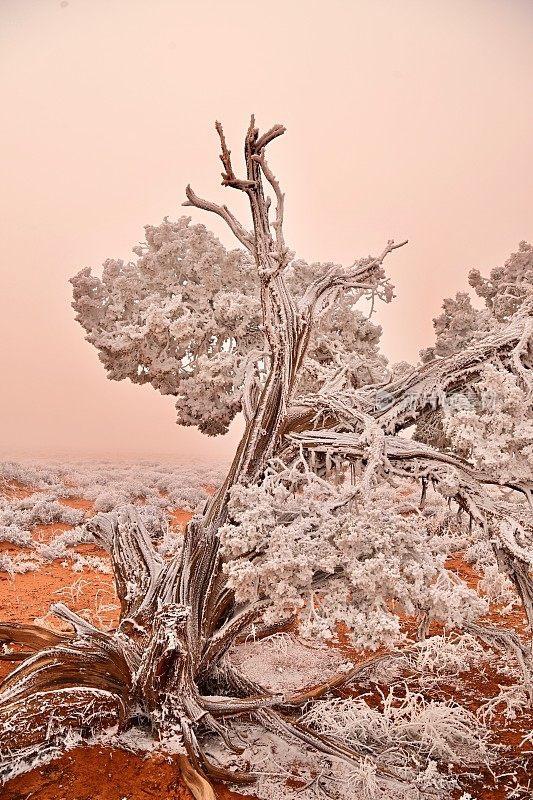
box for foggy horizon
[1,0,532,461]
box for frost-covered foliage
[302,689,488,764]
[478,683,532,724]
[1,496,85,529]
[220,474,486,649]
[421,241,533,363]
[204,724,459,800]
[416,242,533,469]
[442,363,533,483]
[0,459,224,511]
[419,292,493,364]
[195,675,487,800]
[71,218,388,435]
[71,218,259,435]
[469,240,533,321]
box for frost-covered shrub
[421,242,533,364]
[477,565,517,606]
[0,461,63,493]
[71,554,112,574]
[0,524,32,548]
[416,242,533,493]
[93,492,127,512]
[359,634,488,690]
[0,552,42,575]
[443,364,533,484]
[303,689,488,764]
[0,459,222,580]
[0,496,85,534]
[0,459,225,572]
[220,476,486,650]
[408,634,487,677]
[478,683,532,723]
[0,459,225,513]
[34,526,92,562]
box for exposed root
[285,651,401,706]
[180,715,255,785]
[177,754,217,800]
[235,613,297,644]
[0,622,71,661]
[464,621,533,693]
[253,707,408,787]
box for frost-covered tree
[420,242,533,365]
[1,119,532,797]
[415,243,533,470]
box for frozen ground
[0,461,532,800]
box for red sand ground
[1,482,532,799]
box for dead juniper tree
[1,118,533,796]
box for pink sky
[1,0,532,461]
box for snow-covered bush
[303,689,488,764]
[443,363,533,484]
[416,243,533,480]
[220,475,486,649]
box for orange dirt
[0,484,532,799]
[170,508,193,530]
[0,480,38,500]
[0,745,251,800]
[59,497,95,513]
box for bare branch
[183,119,289,265]
[183,184,254,252]
[255,123,286,152]
[215,120,256,190]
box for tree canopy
[71,222,388,435]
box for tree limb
[183,185,254,252]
